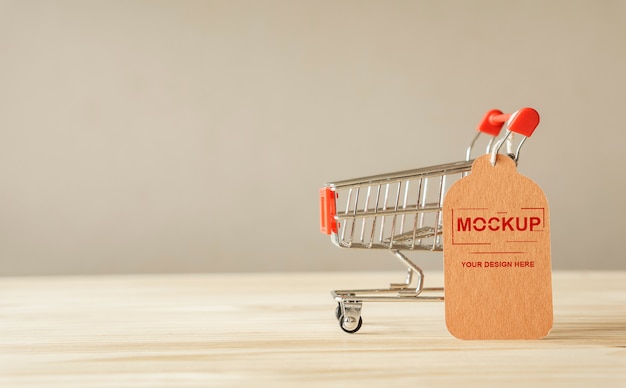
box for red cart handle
[479,107,540,137]
[471,107,540,164]
[477,109,507,136]
[488,107,541,165]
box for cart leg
[390,268,413,290]
[390,250,424,295]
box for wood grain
[1,271,625,387]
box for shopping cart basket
[320,108,540,333]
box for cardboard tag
[443,154,552,340]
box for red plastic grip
[507,107,540,137]
[320,187,337,235]
[477,107,540,138]
[490,113,512,125]
[477,109,506,136]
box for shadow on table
[547,317,626,346]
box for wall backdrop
[1,0,625,275]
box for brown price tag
[443,154,552,340]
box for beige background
[0,0,624,275]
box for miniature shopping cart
[319,108,540,333]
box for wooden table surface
[1,271,625,387]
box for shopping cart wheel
[339,315,363,334]
[335,303,342,320]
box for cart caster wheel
[339,315,363,334]
[335,303,342,320]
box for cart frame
[320,108,540,333]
